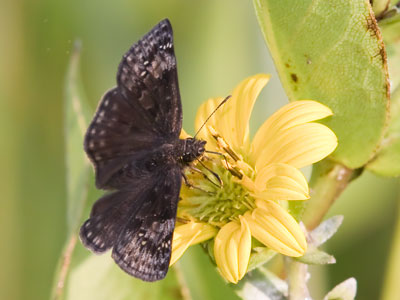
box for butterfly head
[181,138,206,163]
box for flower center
[181,160,256,227]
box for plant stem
[303,160,356,230]
[287,258,311,300]
[381,195,400,300]
[51,235,77,300]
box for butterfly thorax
[177,138,206,164]
[139,138,206,173]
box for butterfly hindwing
[79,188,148,253]
[111,165,181,282]
[117,19,182,139]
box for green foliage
[64,42,93,235]
[177,246,241,300]
[297,216,343,265]
[367,15,400,176]
[253,0,390,168]
[247,247,276,272]
[234,267,288,300]
[297,248,335,265]
[65,255,182,300]
[308,215,344,247]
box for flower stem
[381,196,400,300]
[51,234,77,300]
[302,159,356,230]
[287,258,311,300]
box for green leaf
[366,15,400,176]
[65,254,182,300]
[64,41,93,234]
[253,0,390,168]
[297,247,336,265]
[297,216,342,265]
[324,277,357,300]
[177,246,241,300]
[52,41,95,300]
[247,247,276,272]
[309,215,344,247]
[234,267,288,300]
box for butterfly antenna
[193,95,231,139]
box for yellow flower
[170,74,337,283]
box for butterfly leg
[181,172,216,195]
[205,150,230,170]
[205,150,244,179]
[192,160,223,188]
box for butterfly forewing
[85,88,162,188]
[117,19,182,139]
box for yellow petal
[250,100,337,169]
[253,163,309,201]
[244,203,307,257]
[218,74,270,152]
[195,74,270,154]
[214,219,251,283]
[254,122,337,170]
[170,222,217,266]
[237,217,252,280]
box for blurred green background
[1,0,398,299]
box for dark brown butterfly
[79,19,206,282]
